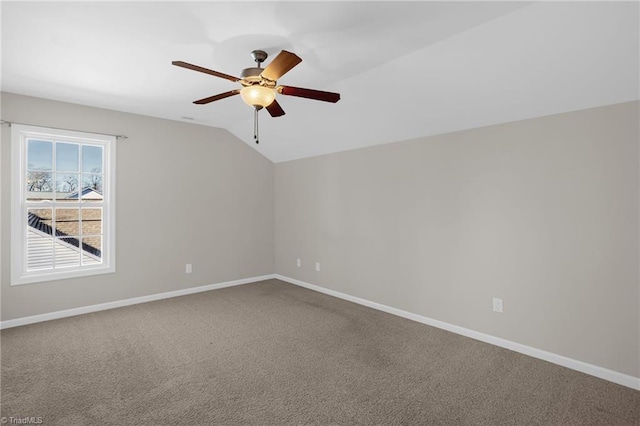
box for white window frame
[11,124,116,285]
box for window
[11,124,115,285]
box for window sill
[11,265,116,286]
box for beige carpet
[1,279,638,425]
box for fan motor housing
[240,67,276,87]
[241,67,262,81]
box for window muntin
[11,125,115,285]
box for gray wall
[274,101,639,378]
[1,92,274,320]
[2,92,638,379]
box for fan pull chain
[253,107,259,144]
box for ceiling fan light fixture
[173,50,341,140]
[240,85,276,108]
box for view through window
[11,124,115,284]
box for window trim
[11,124,116,285]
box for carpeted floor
[1,279,638,425]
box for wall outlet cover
[492,297,503,313]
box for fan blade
[266,100,286,117]
[261,50,302,81]
[172,61,240,82]
[194,90,240,104]
[278,85,340,103]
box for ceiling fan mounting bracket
[251,50,268,66]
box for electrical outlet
[492,297,503,313]
[186,263,192,274]
[296,258,301,267]
[315,262,320,272]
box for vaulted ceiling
[2,2,638,162]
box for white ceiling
[2,1,638,163]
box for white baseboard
[3,272,638,391]
[0,274,277,330]
[274,274,640,391]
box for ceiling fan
[172,50,341,143]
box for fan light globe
[240,85,276,108]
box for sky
[27,139,103,173]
